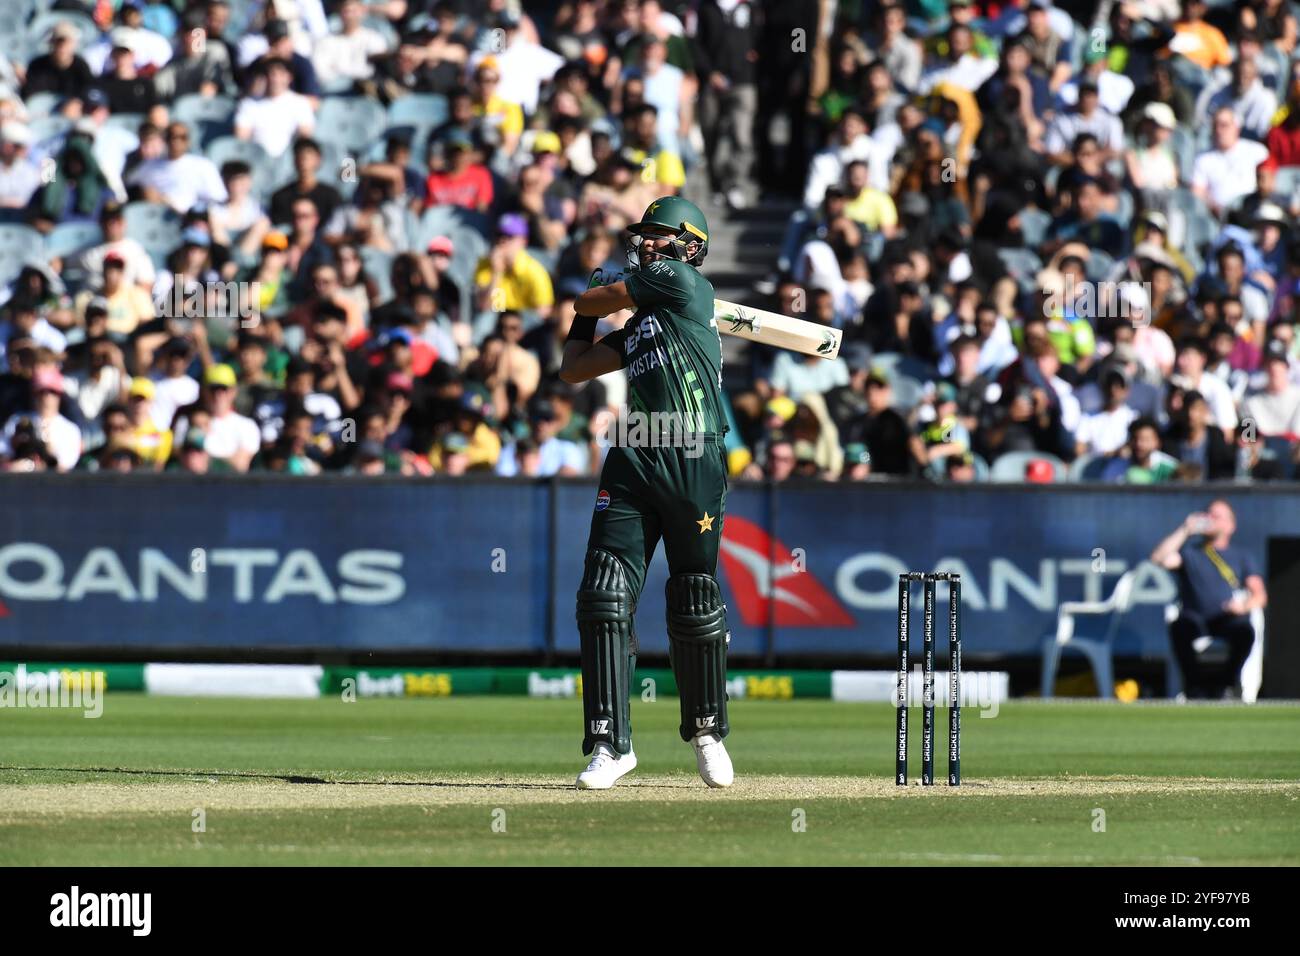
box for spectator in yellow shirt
[428,391,502,473]
[73,252,155,338]
[474,213,555,319]
[843,159,898,237]
[622,103,685,191]
[471,59,523,157]
[126,377,173,470]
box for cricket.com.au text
[50,886,151,936]
[0,665,103,718]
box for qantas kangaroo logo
[717,516,855,627]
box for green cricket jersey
[603,258,725,435]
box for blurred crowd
[0,0,1298,485]
[741,0,1300,485]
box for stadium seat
[0,223,44,259]
[386,93,449,134]
[1163,603,1265,702]
[1043,164,1062,197]
[207,136,277,204]
[368,123,432,166]
[1112,190,1134,230]
[997,248,1044,294]
[526,246,558,274]
[172,94,237,147]
[890,374,925,412]
[1169,126,1197,182]
[988,450,1068,482]
[0,32,33,68]
[43,221,102,260]
[1166,188,1215,267]
[359,246,395,302]
[400,206,421,255]
[0,5,26,36]
[448,222,488,267]
[225,0,260,37]
[0,253,26,288]
[21,91,62,119]
[1273,167,1300,200]
[1259,45,1289,91]
[1066,452,1111,482]
[451,206,491,238]
[28,12,100,49]
[1040,568,1139,699]
[1262,436,1296,479]
[122,202,182,269]
[0,224,44,286]
[1017,208,1051,249]
[26,114,71,144]
[1167,55,1212,105]
[445,223,487,321]
[361,15,399,48]
[102,113,145,136]
[1085,249,1116,282]
[416,205,459,251]
[315,97,389,154]
[869,353,902,375]
[1066,22,1087,72]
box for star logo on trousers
[697,512,715,533]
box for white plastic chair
[1163,604,1265,703]
[1040,569,1139,698]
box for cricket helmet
[625,196,709,267]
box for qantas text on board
[0,545,405,604]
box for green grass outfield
[2,696,1298,866]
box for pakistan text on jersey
[626,346,671,380]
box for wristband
[566,315,598,343]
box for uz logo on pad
[591,718,611,735]
[695,716,716,729]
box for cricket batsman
[559,196,733,790]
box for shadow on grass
[0,765,699,791]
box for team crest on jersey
[595,489,611,511]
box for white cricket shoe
[575,742,637,790]
[692,732,734,788]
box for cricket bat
[713,298,843,360]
